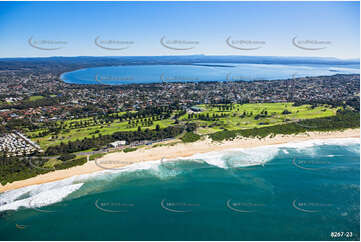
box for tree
[282,109,292,115]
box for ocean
[60,63,360,85]
[0,138,359,240]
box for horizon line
[0,54,359,61]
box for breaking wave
[0,138,358,212]
[0,183,83,212]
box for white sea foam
[0,137,358,211]
[184,145,280,168]
[279,138,360,157]
[0,186,33,206]
[279,138,360,150]
[0,183,83,211]
[0,159,174,212]
[326,154,344,157]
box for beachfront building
[190,106,203,112]
[109,140,127,148]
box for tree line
[210,110,360,141]
[45,123,196,155]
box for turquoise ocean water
[60,63,360,85]
[0,138,359,240]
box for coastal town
[0,57,359,186]
[0,1,360,241]
[0,70,359,154]
[0,66,359,124]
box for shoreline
[0,129,359,193]
[59,67,360,86]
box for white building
[109,140,127,148]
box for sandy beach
[0,128,359,193]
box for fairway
[27,117,175,149]
[26,102,339,149]
[180,103,338,134]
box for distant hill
[0,55,359,65]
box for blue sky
[0,1,359,59]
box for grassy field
[180,103,338,134]
[27,102,339,149]
[27,96,45,101]
[27,116,175,149]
